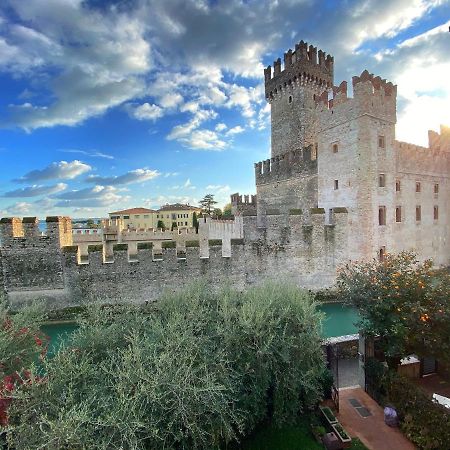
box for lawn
[237,419,322,450]
[235,419,369,450]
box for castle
[1,40,449,309]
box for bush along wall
[365,358,450,450]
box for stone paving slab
[337,388,416,450]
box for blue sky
[0,0,449,218]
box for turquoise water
[40,304,359,354]
[318,303,359,338]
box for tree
[86,218,96,229]
[199,194,217,215]
[171,221,177,231]
[337,252,450,367]
[192,212,199,232]
[157,220,165,230]
[6,282,326,450]
[212,208,222,218]
[223,203,233,217]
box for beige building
[109,207,157,230]
[156,203,202,230]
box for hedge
[208,239,222,246]
[186,240,200,247]
[113,244,128,251]
[88,244,103,253]
[231,239,244,245]
[162,241,176,249]
[137,242,153,250]
[62,245,79,254]
[366,359,450,449]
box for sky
[0,0,449,218]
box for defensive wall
[0,209,349,309]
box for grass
[350,438,369,449]
[237,418,322,450]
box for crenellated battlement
[264,40,334,100]
[255,145,316,185]
[352,70,396,97]
[0,216,72,248]
[231,193,257,216]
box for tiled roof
[158,203,202,211]
[109,207,157,215]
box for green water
[318,303,359,338]
[40,304,359,354]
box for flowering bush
[0,301,47,426]
[337,252,450,367]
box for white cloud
[59,149,114,160]
[86,168,160,186]
[215,123,227,132]
[128,102,164,121]
[15,160,92,183]
[3,183,67,198]
[55,185,130,208]
[226,125,245,136]
[159,93,184,109]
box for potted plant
[332,422,352,447]
[319,405,338,425]
[311,424,327,443]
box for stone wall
[0,211,349,309]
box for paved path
[337,388,416,450]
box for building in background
[156,203,202,230]
[109,207,157,230]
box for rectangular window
[416,206,421,222]
[378,135,385,148]
[123,215,130,219]
[379,246,386,262]
[379,174,385,187]
[379,206,386,226]
[134,215,140,218]
[434,206,439,221]
[395,207,402,223]
[185,221,188,226]
[144,215,149,218]
[416,182,421,193]
[434,184,439,194]
[395,180,401,192]
[334,180,339,190]
[332,143,338,153]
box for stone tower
[264,40,334,157]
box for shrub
[6,282,326,450]
[162,241,176,249]
[137,242,153,250]
[88,244,103,253]
[113,243,127,251]
[185,240,200,247]
[208,239,222,246]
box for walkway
[337,388,416,450]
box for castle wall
[1,211,349,309]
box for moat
[41,303,358,355]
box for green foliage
[186,240,200,247]
[137,242,153,250]
[62,245,79,254]
[5,282,326,450]
[0,302,47,377]
[88,244,103,253]
[192,212,199,232]
[337,252,450,366]
[171,221,177,231]
[370,369,450,449]
[199,194,217,215]
[208,239,222,246]
[319,406,337,423]
[161,241,176,249]
[156,220,165,230]
[223,203,232,217]
[112,243,127,252]
[238,417,323,450]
